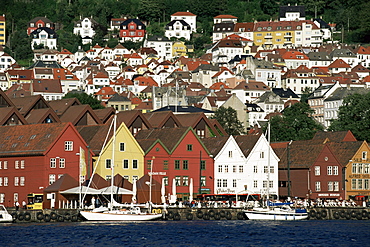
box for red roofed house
[132,75,159,94]
[282,50,310,69]
[27,17,54,36]
[86,72,110,95]
[119,19,146,42]
[328,59,351,74]
[0,122,93,208]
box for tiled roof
[201,136,229,156]
[234,134,261,157]
[48,98,81,116]
[32,79,62,93]
[0,122,71,157]
[77,124,113,155]
[171,11,196,16]
[328,141,364,166]
[328,59,351,68]
[214,15,238,19]
[11,95,50,116]
[0,106,27,125]
[59,105,102,125]
[25,108,60,124]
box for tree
[63,92,105,110]
[211,106,245,135]
[269,102,324,142]
[329,92,370,141]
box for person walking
[15,201,20,211]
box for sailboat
[0,204,13,222]
[244,122,308,221]
[80,115,162,221]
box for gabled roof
[0,122,76,157]
[328,59,351,68]
[0,89,16,108]
[201,136,230,157]
[93,107,116,124]
[116,110,152,129]
[25,108,61,124]
[77,124,113,155]
[11,95,51,117]
[48,97,81,116]
[32,79,62,93]
[59,105,103,126]
[143,111,182,128]
[312,130,357,142]
[328,141,364,166]
[171,11,196,16]
[233,80,270,91]
[0,106,28,126]
[234,134,262,158]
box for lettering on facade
[349,174,361,178]
[217,188,236,194]
[148,172,167,176]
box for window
[269,181,273,188]
[49,174,56,185]
[106,175,112,180]
[233,179,237,187]
[182,176,189,186]
[363,151,367,160]
[254,180,258,188]
[334,181,339,191]
[187,144,193,151]
[64,141,73,151]
[228,151,233,158]
[254,166,257,173]
[133,176,138,182]
[183,160,188,170]
[327,166,333,175]
[132,160,138,169]
[21,160,25,169]
[0,161,1,169]
[264,166,268,173]
[263,181,267,188]
[15,161,19,169]
[119,143,125,151]
[365,164,370,174]
[147,160,152,170]
[4,161,7,169]
[20,177,25,186]
[3,177,8,186]
[270,166,274,173]
[59,158,65,168]
[315,181,321,191]
[239,165,244,173]
[175,176,181,186]
[201,160,206,170]
[358,179,363,189]
[224,165,229,173]
[217,179,222,187]
[163,160,168,170]
[352,163,357,174]
[328,181,333,191]
[14,177,19,186]
[175,160,180,170]
[0,177,2,186]
[106,159,112,169]
[123,159,129,169]
[164,177,168,186]
[233,165,237,173]
[218,165,222,173]
[201,176,206,186]
[315,166,320,176]
[260,152,264,158]
[352,179,357,189]
[222,179,227,187]
[365,179,369,190]
[333,166,338,175]
[50,158,56,168]
[358,164,363,174]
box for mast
[110,114,117,211]
[266,121,271,208]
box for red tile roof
[172,11,196,16]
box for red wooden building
[0,122,92,207]
[136,127,214,202]
[119,19,146,42]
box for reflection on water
[1,220,369,246]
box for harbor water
[1,220,369,246]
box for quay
[6,207,370,222]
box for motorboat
[0,204,13,223]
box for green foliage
[63,92,105,110]
[122,41,142,51]
[329,92,370,141]
[269,102,324,142]
[211,106,245,135]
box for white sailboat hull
[244,209,308,221]
[0,205,13,223]
[80,210,162,221]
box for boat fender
[57,215,64,222]
[225,211,232,220]
[356,211,362,220]
[64,213,71,221]
[152,208,162,214]
[309,210,316,218]
[345,212,351,220]
[11,212,18,221]
[219,210,226,218]
[351,210,357,219]
[186,213,193,220]
[203,213,210,220]
[208,209,215,217]
[173,213,181,221]
[71,215,78,222]
[36,212,44,221]
[362,210,369,219]
[24,212,31,221]
[315,211,321,219]
[237,212,245,220]
[320,210,327,219]
[44,214,51,222]
[167,211,174,219]
[196,210,203,219]
[17,213,24,221]
[333,211,340,220]
[50,212,58,220]
[339,210,346,218]
[214,212,221,220]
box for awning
[99,186,134,195]
[60,186,101,195]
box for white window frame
[64,141,73,151]
[315,181,321,191]
[59,158,65,168]
[50,158,56,168]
